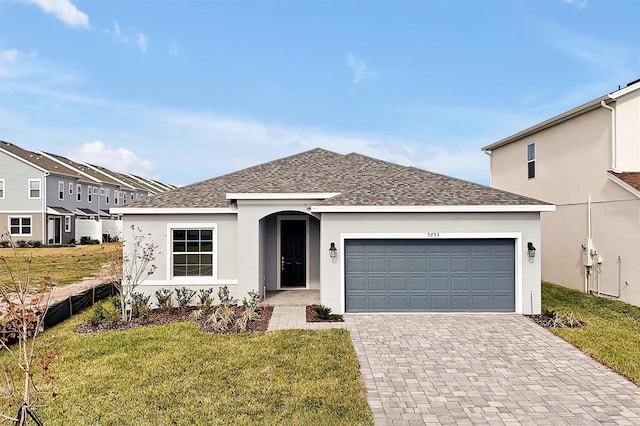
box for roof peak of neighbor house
[118,147,551,211]
[482,78,640,152]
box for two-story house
[0,140,175,245]
[482,79,640,306]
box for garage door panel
[389,295,409,310]
[368,277,387,291]
[345,239,515,312]
[430,258,449,273]
[451,277,470,291]
[430,276,451,291]
[451,294,472,310]
[346,258,367,273]
[451,258,469,272]
[389,277,408,291]
[409,277,428,291]
[368,258,388,273]
[389,258,409,272]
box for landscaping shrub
[176,287,196,309]
[196,288,215,313]
[130,292,151,319]
[154,288,173,312]
[218,285,237,306]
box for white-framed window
[105,189,110,204]
[64,216,71,232]
[9,216,32,236]
[0,179,4,199]
[130,193,134,201]
[28,179,41,199]
[114,190,119,205]
[170,225,216,278]
[87,186,93,202]
[58,181,64,200]
[69,182,73,195]
[527,143,536,179]
[76,184,82,202]
[100,188,105,196]
[93,187,99,195]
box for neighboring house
[0,140,174,245]
[482,79,640,306]
[112,148,553,315]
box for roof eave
[111,207,238,215]
[310,205,556,213]
[482,96,610,152]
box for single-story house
[112,148,554,314]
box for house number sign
[426,232,440,238]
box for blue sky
[0,0,638,186]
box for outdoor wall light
[527,242,536,259]
[329,242,337,258]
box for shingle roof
[41,152,125,186]
[611,172,640,192]
[0,141,93,182]
[125,148,548,209]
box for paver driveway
[347,314,640,425]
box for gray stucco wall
[121,213,238,301]
[319,211,542,315]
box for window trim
[0,179,5,199]
[69,182,73,195]
[105,188,110,204]
[8,216,32,237]
[527,143,536,179]
[64,216,71,232]
[58,181,64,200]
[166,222,217,282]
[87,186,93,202]
[76,184,82,202]
[114,189,119,205]
[28,179,41,199]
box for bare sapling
[0,233,58,425]
[108,225,159,322]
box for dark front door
[53,218,61,244]
[281,220,306,287]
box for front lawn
[0,243,121,292]
[541,281,640,385]
[0,311,372,425]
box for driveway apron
[346,314,640,425]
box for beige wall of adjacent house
[490,101,640,307]
[490,107,612,205]
[541,199,640,306]
[319,212,542,315]
[615,89,640,171]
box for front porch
[265,290,320,306]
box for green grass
[0,243,120,292]
[542,281,640,385]
[0,310,372,425]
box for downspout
[483,149,492,186]
[600,100,616,171]
[42,172,49,244]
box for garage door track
[347,314,640,425]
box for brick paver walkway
[267,306,346,331]
[347,313,640,425]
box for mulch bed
[527,314,586,329]
[528,314,553,328]
[306,305,344,323]
[75,305,274,334]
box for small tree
[0,233,57,425]
[108,225,159,322]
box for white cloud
[346,53,374,86]
[3,49,20,63]
[104,22,148,53]
[70,141,155,176]
[136,33,148,53]
[24,0,89,28]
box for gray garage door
[345,239,515,312]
